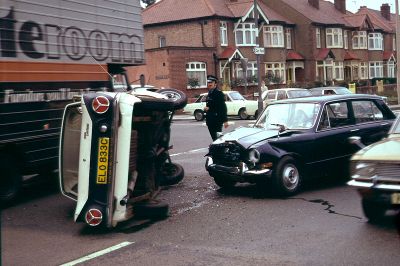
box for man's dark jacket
[205,88,227,124]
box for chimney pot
[381,3,391,20]
[308,0,319,9]
[334,0,346,14]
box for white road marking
[170,147,208,157]
[60,241,133,266]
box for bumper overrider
[205,156,271,182]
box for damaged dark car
[206,94,396,196]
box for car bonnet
[215,127,279,149]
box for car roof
[268,93,383,105]
[310,86,347,91]
[267,88,308,91]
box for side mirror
[348,136,365,149]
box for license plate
[391,193,400,204]
[96,137,109,184]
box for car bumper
[205,156,272,182]
[347,180,400,191]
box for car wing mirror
[348,136,365,149]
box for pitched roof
[356,6,394,33]
[383,51,396,60]
[286,51,304,60]
[315,48,335,60]
[142,0,293,26]
[342,14,374,30]
[279,0,353,26]
[344,51,360,60]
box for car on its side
[262,88,312,106]
[347,114,400,222]
[205,94,396,196]
[183,90,258,121]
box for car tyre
[157,88,187,110]
[272,156,301,196]
[362,198,386,223]
[239,108,248,120]
[0,153,22,206]
[213,175,236,189]
[158,162,184,186]
[194,110,205,121]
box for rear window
[352,100,383,123]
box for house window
[344,30,348,49]
[159,36,166,48]
[316,28,321,48]
[393,36,396,51]
[352,31,367,49]
[326,28,343,48]
[333,61,344,80]
[388,60,395,78]
[186,62,207,89]
[235,23,256,46]
[368,33,383,50]
[369,61,383,78]
[285,28,292,49]
[220,21,228,46]
[360,62,368,79]
[234,61,258,83]
[265,62,286,84]
[263,25,284,47]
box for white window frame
[368,33,383,51]
[159,36,166,48]
[263,25,284,48]
[234,61,258,83]
[265,62,286,84]
[316,28,321,48]
[285,28,292,49]
[360,62,368,79]
[393,36,396,51]
[344,30,348,49]
[388,59,395,78]
[220,21,228,46]
[326,28,343,48]
[333,61,344,80]
[352,31,367,49]
[369,61,383,79]
[186,62,207,89]
[235,22,256,46]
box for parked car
[205,94,396,196]
[262,88,312,106]
[347,114,400,222]
[309,86,353,96]
[310,86,388,104]
[183,90,258,121]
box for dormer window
[235,23,256,46]
[326,28,343,48]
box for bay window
[235,23,256,46]
[369,61,383,78]
[265,62,286,84]
[326,28,343,48]
[186,62,207,88]
[263,26,284,47]
[352,31,367,49]
[368,33,383,50]
[286,28,292,49]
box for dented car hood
[215,127,280,149]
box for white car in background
[183,90,258,121]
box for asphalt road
[1,118,400,266]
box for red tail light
[85,208,103,226]
[92,96,110,114]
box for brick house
[127,0,397,98]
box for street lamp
[254,0,263,114]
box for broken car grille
[209,142,243,166]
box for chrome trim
[206,156,271,176]
[347,180,400,190]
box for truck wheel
[0,154,22,205]
[194,110,204,121]
[158,162,184,186]
[239,108,248,120]
[213,175,236,189]
[157,88,187,110]
[362,198,386,223]
[272,156,301,196]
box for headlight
[351,161,376,180]
[248,149,260,163]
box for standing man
[204,75,228,141]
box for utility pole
[396,0,400,104]
[254,0,263,114]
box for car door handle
[350,128,359,132]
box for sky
[327,0,396,13]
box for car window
[267,91,276,100]
[323,90,335,95]
[195,96,203,103]
[277,91,286,100]
[229,92,245,101]
[352,100,383,123]
[318,101,351,130]
[287,90,311,98]
[224,94,230,101]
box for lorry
[0,0,145,204]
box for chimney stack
[308,0,319,9]
[381,4,391,20]
[334,0,346,14]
